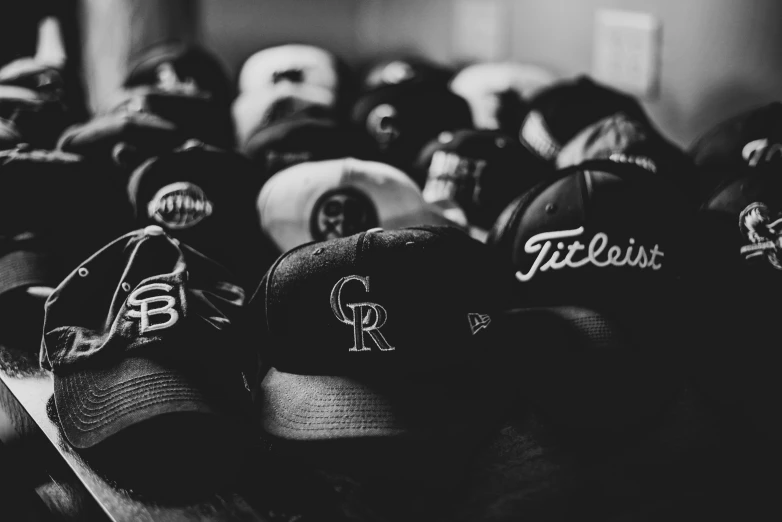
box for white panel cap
[257,157,459,253]
[450,62,558,129]
[238,44,340,94]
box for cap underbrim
[54,356,222,449]
[0,250,57,298]
[260,367,469,441]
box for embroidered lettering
[515,227,664,282]
[127,283,180,334]
[739,202,782,269]
[330,275,394,352]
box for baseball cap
[359,56,453,92]
[487,160,691,435]
[238,44,344,95]
[56,106,188,171]
[127,140,273,288]
[556,112,699,204]
[519,76,650,162]
[413,129,552,231]
[351,81,474,173]
[124,41,233,105]
[241,113,379,178]
[450,61,557,132]
[0,145,133,277]
[232,86,337,154]
[689,102,782,202]
[253,225,513,443]
[688,168,782,440]
[257,157,458,255]
[40,225,253,491]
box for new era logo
[468,313,491,335]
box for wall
[198,0,782,147]
[199,0,362,80]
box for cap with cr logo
[250,225,513,444]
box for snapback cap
[257,157,458,255]
[253,226,512,442]
[351,81,474,173]
[689,102,782,202]
[413,129,552,231]
[39,226,252,489]
[519,76,650,162]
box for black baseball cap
[487,160,691,435]
[127,140,275,289]
[519,76,650,162]
[124,41,233,105]
[556,111,699,205]
[40,225,253,490]
[689,102,782,202]
[359,56,453,93]
[56,107,188,171]
[241,113,380,178]
[351,81,474,173]
[0,146,133,278]
[253,226,513,444]
[413,129,553,231]
[688,168,782,440]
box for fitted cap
[519,76,649,162]
[257,157,457,254]
[238,44,343,94]
[254,226,511,441]
[413,129,552,230]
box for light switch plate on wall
[453,0,508,62]
[592,9,662,100]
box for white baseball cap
[257,157,459,253]
[450,62,558,130]
[238,44,341,94]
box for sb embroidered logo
[330,275,394,352]
[739,202,782,270]
[467,313,491,335]
[127,283,180,334]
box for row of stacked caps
[1,39,780,509]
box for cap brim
[0,250,57,298]
[500,306,683,434]
[261,367,474,441]
[54,356,222,449]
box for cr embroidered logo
[330,275,394,352]
[467,313,491,335]
[739,202,782,269]
[127,283,180,334]
[516,227,664,282]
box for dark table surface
[0,369,272,522]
